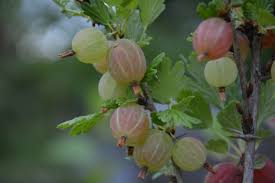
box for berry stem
[117,136,127,148]
[218,87,226,102]
[58,49,75,58]
[127,146,134,156]
[137,167,148,180]
[203,162,216,174]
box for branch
[133,82,184,183]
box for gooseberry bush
[54,0,275,182]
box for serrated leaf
[157,109,201,129]
[257,81,275,127]
[206,139,229,154]
[143,52,166,82]
[148,58,185,103]
[80,0,112,26]
[139,0,165,27]
[196,0,226,19]
[177,90,213,129]
[217,101,242,131]
[57,112,105,136]
[53,0,83,17]
[124,10,144,42]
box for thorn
[229,134,261,141]
[228,128,243,135]
[137,167,148,180]
[246,82,253,98]
[236,103,244,115]
[58,49,75,58]
[203,163,216,174]
[117,136,127,148]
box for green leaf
[148,58,185,103]
[143,52,166,82]
[57,112,105,136]
[258,81,275,126]
[196,0,226,19]
[254,154,269,169]
[53,0,83,17]
[80,0,113,26]
[217,101,242,131]
[206,139,229,154]
[139,0,165,27]
[177,90,213,129]
[157,109,201,129]
[101,97,138,109]
[124,10,144,42]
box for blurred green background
[1,1,274,183]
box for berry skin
[93,41,114,74]
[271,61,275,82]
[108,39,147,84]
[172,137,206,172]
[254,160,275,183]
[204,163,242,183]
[193,18,233,61]
[133,129,173,174]
[72,28,108,64]
[98,72,127,100]
[204,57,238,88]
[110,104,149,147]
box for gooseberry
[72,28,108,64]
[193,17,233,61]
[204,57,238,101]
[98,72,127,100]
[172,137,206,172]
[110,104,149,147]
[204,163,242,183]
[108,39,147,84]
[254,159,275,183]
[93,41,114,74]
[133,129,173,179]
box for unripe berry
[193,18,233,61]
[271,61,275,82]
[133,129,173,177]
[204,57,238,88]
[72,28,108,64]
[204,57,238,101]
[98,72,127,100]
[204,163,242,183]
[108,39,147,84]
[93,41,114,74]
[172,137,206,172]
[254,160,275,183]
[110,104,149,147]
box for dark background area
[0,1,274,183]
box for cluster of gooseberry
[192,17,251,101]
[68,27,210,179]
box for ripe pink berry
[110,104,149,147]
[204,163,242,183]
[254,160,275,183]
[108,39,147,84]
[133,129,173,179]
[193,18,233,61]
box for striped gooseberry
[204,57,238,101]
[93,41,114,74]
[172,137,206,172]
[204,163,242,183]
[98,72,127,100]
[254,159,275,183]
[193,18,233,61]
[133,129,173,179]
[72,28,108,64]
[108,39,147,84]
[110,104,149,147]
